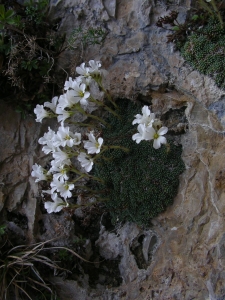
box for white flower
[83,132,103,154]
[44,96,58,113]
[132,124,152,144]
[50,162,69,181]
[53,124,81,147]
[73,132,82,145]
[76,62,90,77]
[50,178,74,199]
[64,77,82,91]
[52,149,71,165]
[69,81,90,107]
[34,105,51,122]
[88,60,102,76]
[42,141,58,155]
[132,106,155,127]
[44,193,68,213]
[147,126,168,149]
[56,90,80,112]
[38,127,58,154]
[77,152,94,172]
[38,127,56,145]
[31,164,51,182]
[56,107,71,123]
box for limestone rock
[1,0,225,299]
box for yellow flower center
[154,133,159,139]
[79,91,84,97]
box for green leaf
[0,23,4,30]
[191,15,199,21]
[5,9,15,19]
[0,5,5,18]
[6,18,17,25]
[172,26,180,31]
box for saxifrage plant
[31,60,185,226]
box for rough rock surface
[1,0,225,299]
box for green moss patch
[93,99,185,226]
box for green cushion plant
[92,99,185,226]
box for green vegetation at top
[156,0,225,89]
[0,0,106,117]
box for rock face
[1,0,225,299]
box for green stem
[67,121,93,127]
[70,167,104,183]
[106,145,130,153]
[71,174,86,183]
[210,0,223,28]
[69,197,109,209]
[70,167,87,176]
[85,113,108,126]
[90,96,121,119]
[98,83,118,109]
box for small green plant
[0,224,6,236]
[92,99,185,225]
[0,1,107,117]
[181,17,225,88]
[0,4,21,30]
[68,27,107,49]
[24,0,49,25]
[156,1,225,89]
[21,59,39,71]
[58,248,73,262]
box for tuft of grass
[0,235,89,300]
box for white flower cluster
[34,60,103,123]
[132,106,168,149]
[31,60,169,215]
[32,60,105,213]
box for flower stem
[67,121,93,127]
[98,83,118,109]
[105,145,130,153]
[90,96,121,119]
[85,113,108,126]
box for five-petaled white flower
[50,161,69,181]
[31,164,51,182]
[52,149,71,165]
[34,105,51,123]
[64,77,82,91]
[53,124,81,148]
[147,126,168,149]
[76,62,90,77]
[50,178,74,199]
[44,96,58,113]
[88,60,102,76]
[132,124,152,144]
[72,82,90,107]
[132,105,155,127]
[44,192,68,213]
[83,132,103,154]
[38,127,59,154]
[56,90,80,111]
[77,152,94,172]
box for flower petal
[153,139,161,149]
[158,126,168,135]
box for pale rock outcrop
[1,0,225,299]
